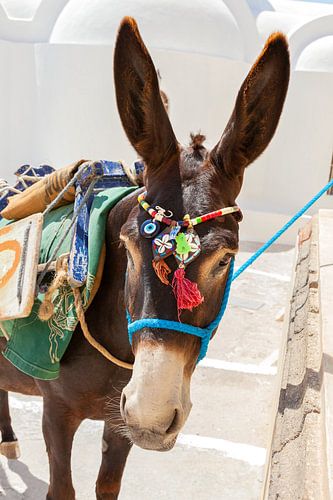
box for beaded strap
[138,192,240,226]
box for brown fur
[0,17,289,499]
[211,32,289,181]
[189,133,206,150]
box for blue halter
[127,258,234,362]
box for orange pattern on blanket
[0,240,21,288]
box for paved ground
[0,241,295,500]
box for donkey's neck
[85,189,142,363]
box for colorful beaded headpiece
[138,192,240,319]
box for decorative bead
[183,214,193,229]
[174,230,201,266]
[155,206,173,219]
[175,233,191,255]
[170,224,181,240]
[138,191,240,229]
[140,219,160,238]
[152,227,176,260]
[153,212,164,222]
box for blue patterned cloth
[1,159,144,287]
[68,160,143,285]
[0,164,54,214]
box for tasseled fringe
[152,259,171,285]
[172,268,204,320]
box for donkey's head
[115,17,289,451]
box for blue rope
[232,178,333,281]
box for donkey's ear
[114,17,178,171]
[211,33,290,178]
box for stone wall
[264,212,333,499]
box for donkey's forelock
[189,133,206,150]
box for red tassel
[152,259,171,285]
[172,268,204,319]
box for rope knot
[38,256,69,321]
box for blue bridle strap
[127,258,234,362]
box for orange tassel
[152,259,171,285]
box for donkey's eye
[218,255,232,268]
[211,254,232,277]
[218,253,232,270]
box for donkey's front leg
[0,389,20,459]
[42,397,81,500]
[95,423,132,499]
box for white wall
[1,44,332,206]
[0,0,332,243]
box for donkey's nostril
[166,409,180,435]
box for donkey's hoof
[0,440,21,459]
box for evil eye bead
[140,219,160,238]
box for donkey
[0,17,289,500]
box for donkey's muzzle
[120,390,185,451]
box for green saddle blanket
[0,186,137,380]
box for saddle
[0,159,142,380]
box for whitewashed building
[0,0,332,242]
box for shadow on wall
[246,0,274,17]
[0,459,47,499]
